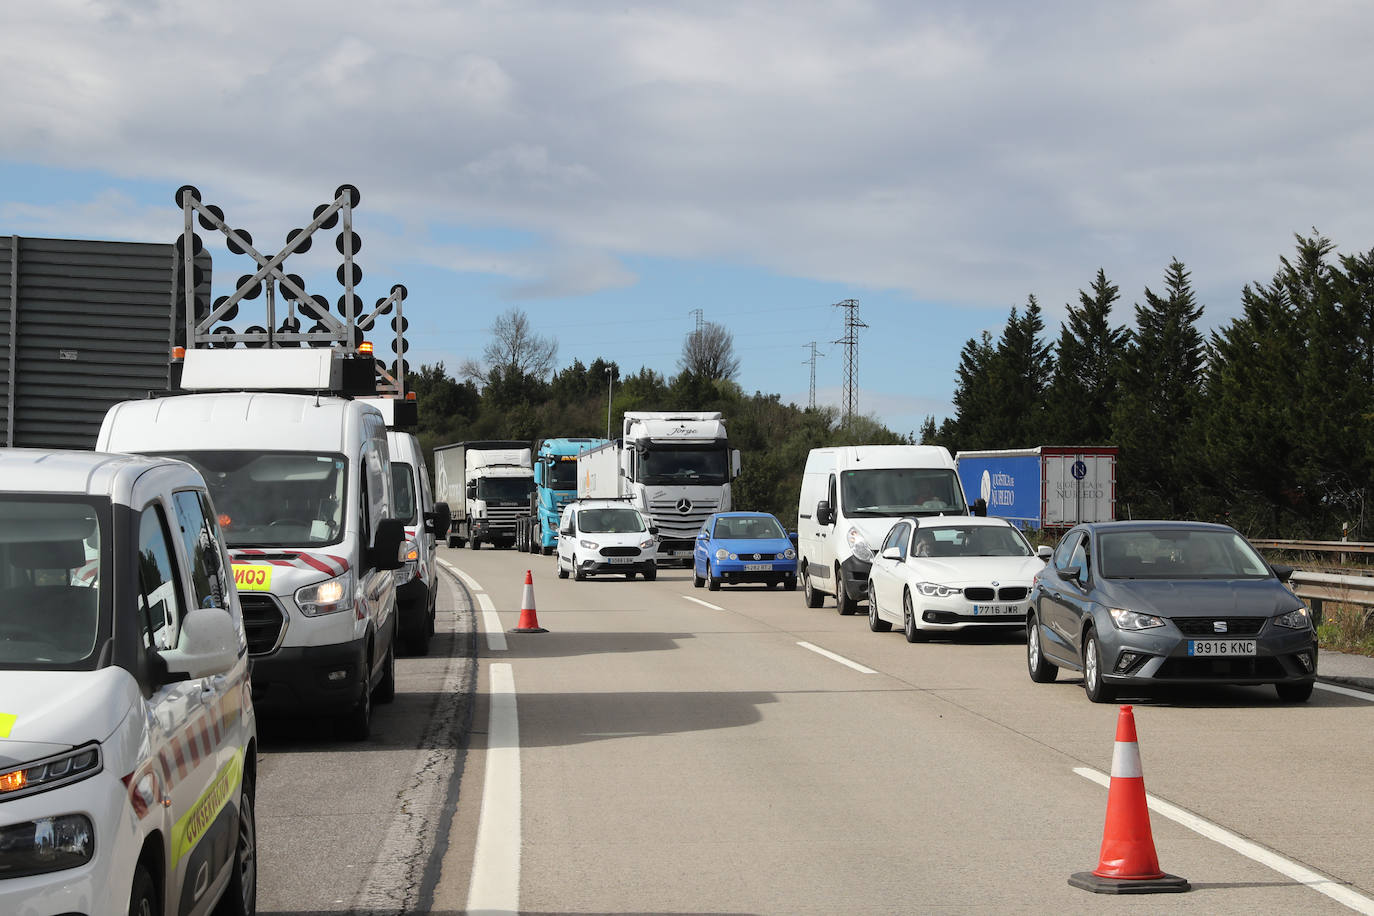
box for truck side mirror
[466,481,477,498]
[731,449,741,479]
[371,518,406,571]
[816,500,833,526]
[161,606,239,680]
[426,502,452,538]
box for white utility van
[98,350,405,741]
[0,449,257,916]
[556,499,659,581]
[386,429,449,655]
[797,445,972,614]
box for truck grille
[239,594,287,655]
[646,497,720,539]
[485,504,526,533]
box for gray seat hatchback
[1027,520,1318,703]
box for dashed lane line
[797,641,877,674]
[682,595,725,611]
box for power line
[833,299,866,426]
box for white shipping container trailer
[954,446,1117,529]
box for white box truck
[433,440,534,549]
[797,444,973,614]
[576,411,741,564]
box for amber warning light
[218,514,232,528]
[359,341,374,356]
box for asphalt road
[253,544,1374,915]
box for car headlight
[0,814,94,878]
[846,527,874,562]
[296,570,356,617]
[783,547,796,559]
[638,537,655,550]
[915,581,959,598]
[1108,607,1165,630]
[1275,607,1312,629]
[0,744,102,802]
[715,548,730,560]
[579,539,600,551]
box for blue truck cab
[517,437,608,555]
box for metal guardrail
[1287,570,1374,620]
[1250,538,1374,555]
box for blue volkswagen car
[693,512,798,591]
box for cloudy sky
[4,1,1372,437]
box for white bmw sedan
[866,516,1050,641]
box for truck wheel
[447,535,458,548]
[469,538,481,550]
[541,545,553,556]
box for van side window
[137,504,186,650]
[172,490,228,610]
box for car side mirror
[816,500,833,526]
[1270,562,1294,582]
[371,518,406,571]
[881,545,901,560]
[160,606,239,680]
[1038,545,1053,562]
[1065,560,1085,583]
[426,502,452,538]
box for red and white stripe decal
[232,549,351,576]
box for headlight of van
[0,814,95,877]
[579,539,599,551]
[0,744,102,802]
[638,537,656,550]
[846,527,874,562]
[296,570,356,617]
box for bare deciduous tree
[462,308,559,386]
[678,320,740,381]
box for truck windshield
[161,451,348,548]
[476,477,534,502]
[547,459,579,490]
[0,497,106,669]
[841,468,967,517]
[639,448,728,485]
[391,462,417,524]
[578,508,646,534]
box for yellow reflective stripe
[0,713,14,738]
[171,750,243,865]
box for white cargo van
[98,350,405,740]
[797,445,972,613]
[385,429,449,655]
[0,449,257,916]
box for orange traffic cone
[1069,706,1189,895]
[510,569,547,633]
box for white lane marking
[438,560,507,651]
[797,641,877,674]
[1317,682,1374,702]
[1074,767,1374,914]
[438,558,481,593]
[468,663,521,915]
[683,595,725,611]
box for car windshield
[578,508,646,534]
[391,462,417,524]
[548,459,579,490]
[0,497,106,669]
[639,448,729,485]
[841,468,968,516]
[476,477,534,501]
[713,516,787,539]
[914,524,1032,558]
[161,451,348,548]
[1098,529,1272,579]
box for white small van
[797,445,973,614]
[386,430,449,655]
[556,500,659,581]
[99,353,405,741]
[0,449,257,916]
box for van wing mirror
[816,500,833,526]
[426,502,452,538]
[972,497,988,517]
[371,518,406,571]
[161,607,239,680]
